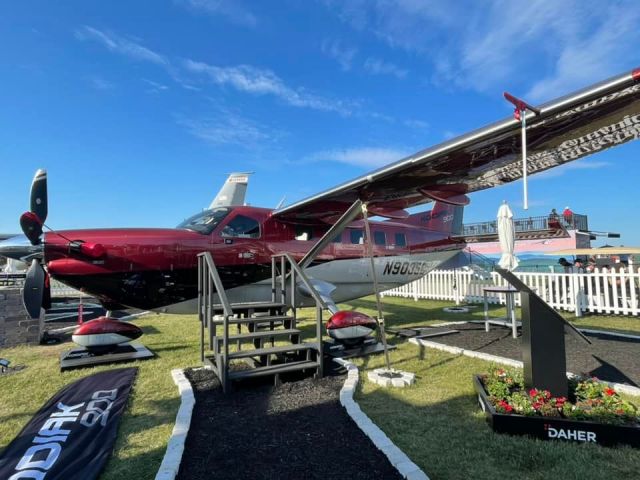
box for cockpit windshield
[176,208,231,235]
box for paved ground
[422,322,640,386]
[178,362,403,480]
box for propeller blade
[20,211,43,245]
[30,169,48,224]
[23,259,46,319]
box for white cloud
[88,76,115,91]
[526,5,640,101]
[321,39,358,71]
[363,57,408,78]
[404,119,428,129]
[184,59,353,114]
[142,78,169,93]
[323,0,640,98]
[304,147,409,168]
[177,0,257,27]
[176,112,274,147]
[75,26,168,66]
[442,130,457,140]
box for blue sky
[1,1,639,245]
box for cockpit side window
[177,208,231,235]
[221,215,261,239]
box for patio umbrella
[497,202,519,271]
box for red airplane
[2,67,640,349]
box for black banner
[0,367,137,480]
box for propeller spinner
[20,169,49,319]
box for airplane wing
[274,68,640,222]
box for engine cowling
[72,317,142,354]
[326,310,378,345]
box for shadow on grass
[140,325,161,335]
[344,297,508,331]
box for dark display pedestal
[60,342,154,371]
[494,268,590,398]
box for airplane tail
[209,172,252,209]
[397,202,464,235]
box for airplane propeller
[20,169,50,319]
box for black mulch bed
[426,322,640,386]
[178,364,403,480]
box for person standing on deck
[563,206,573,227]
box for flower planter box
[473,375,640,447]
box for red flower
[529,388,538,397]
[616,409,625,415]
[605,388,616,396]
[543,390,551,399]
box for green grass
[351,342,640,480]
[0,296,637,479]
[341,295,640,336]
[0,313,201,480]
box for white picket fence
[382,267,640,316]
[50,279,91,298]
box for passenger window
[395,233,407,247]
[221,215,260,238]
[331,233,342,243]
[374,231,386,246]
[295,225,313,241]
[350,230,364,244]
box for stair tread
[212,315,293,325]
[213,302,286,311]
[228,343,317,359]
[225,328,301,341]
[228,360,318,380]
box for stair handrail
[198,251,234,318]
[197,251,233,379]
[271,252,329,311]
[466,248,496,271]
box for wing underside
[275,68,640,222]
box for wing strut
[503,92,541,210]
[361,203,392,372]
[298,199,363,270]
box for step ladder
[197,252,326,393]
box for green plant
[481,368,639,425]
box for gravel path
[178,366,403,480]
[429,323,640,386]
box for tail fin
[399,202,464,235]
[209,172,252,209]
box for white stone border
[431,320,640,341]
[333,358,429,480]
[155,369,196,480]
[409,338,640,397]
[576,328,640,341]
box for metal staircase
[197,252,326,393]
[465,249,496,278]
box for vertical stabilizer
[398,202,464,235]
[209,172,252,209]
